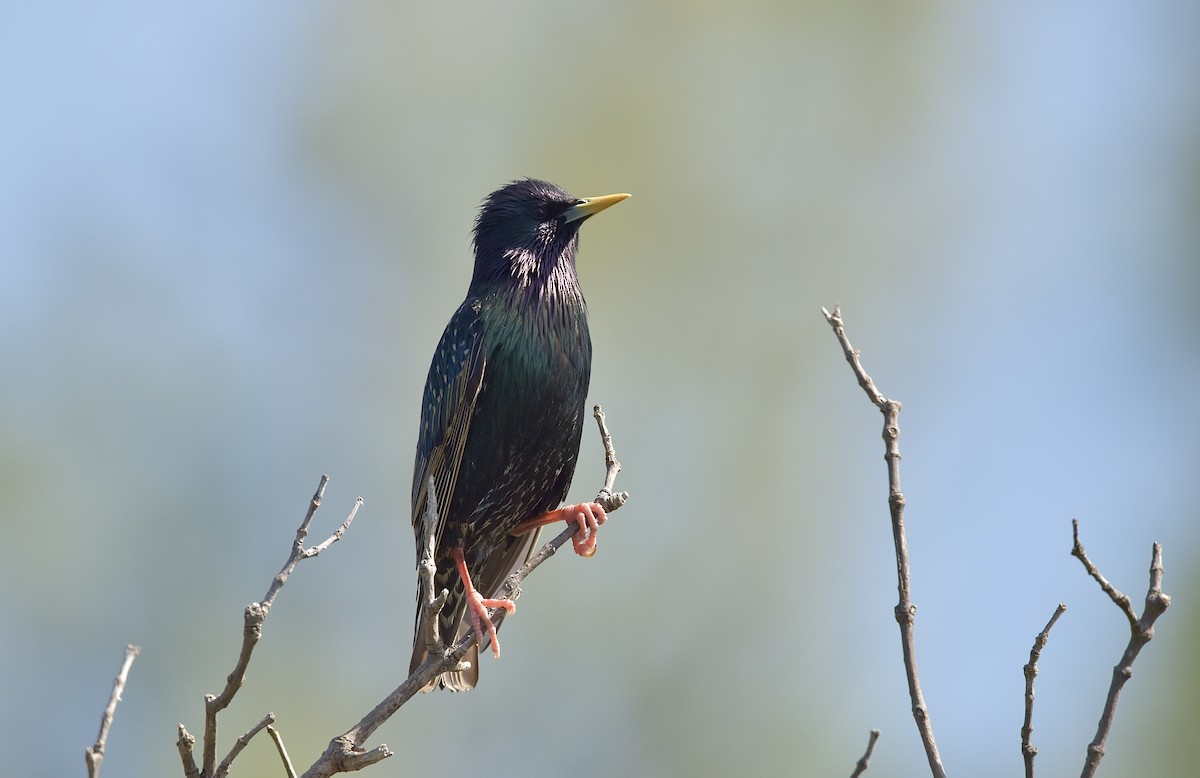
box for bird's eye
[531,204,548,221]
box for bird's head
[470,179,628,296]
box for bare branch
[303,499,360,559]
[85,643,141,778]
[822,305,946,778]
[592,404,628,512]
[849,729,881,778]
[181,475,362,777]
[267,725,299,778]
[1071,519,1138,630]
[821,305,888,406]
[416,481,454,662]
[263,477,364,612]
[176,724,200,778]
[1072,521,1171,778]
[215,713,275,778]
[1021,603,1067,777]
[301,406,628,778]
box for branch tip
[1071,521,1172,777]
[823,305,944,777]
[1021,603,1067,777]
[849,729,880,777]
[85,644,142,778]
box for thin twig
[592,404,629,512]
[1022,603,1067,777]
[1071,520,1138,630]
[181,475,362,778]
[85,643,141,778]
[1071,520,1171,778]
[264,477,363,614]
[215,713,275,778]
[822,305,946,778]
[301,406,628,778]
[849,729,881,778]
[267,725,298,778]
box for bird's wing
[409,300,501,692]
[411,299,487,544]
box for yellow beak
[562,192,631,223]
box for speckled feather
[409,179,596,691]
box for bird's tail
[409,616,480,692]
[409,572,480,691]
[408,528,541,691]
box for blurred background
[3,2,1198,776]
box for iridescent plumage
[409,179,628,690]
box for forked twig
[1071,520,1171,777]
[176,476,362,778]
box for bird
[409,178,629,691]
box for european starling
[409,178,629,691]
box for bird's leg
[453,546,515,659]
[511,502,608,557]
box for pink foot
[512,502,608,557]
[453,547,515,658]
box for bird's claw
[564,502,607,557]
[511,501,608,556]
[466,589,515,659]
[453,545,515,659]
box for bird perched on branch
[409,178,629,691]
